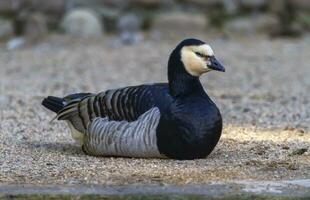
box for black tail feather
[63,93,92,101]
[42,93,93,114]
[42,96,65,113]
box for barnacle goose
[42,38,225,160]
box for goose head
[168,38,225,96]
[170,38,225,77]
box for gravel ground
[0,34,309,185]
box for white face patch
[181,44,214,77]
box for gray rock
[119,32,143,45]
[61,9,104,38]
[130,0,165,9]
[239,0,267,9]
[0,95,10,109]
[149,30,161,41]
[66,0,104,9]
[268,0,303,37]
[116,14,143,45]
[0,0,13,14]
[24,13,48,41]
[67,0,128,11]
[292,0,310,12]
[176,0,211,8]
[117,14,142,33]
[31,0,66,15]
[111,32,143,47]
[101,0,129,9]
[225,14,278,35]
[0,0,24,15]
[180,0,239,12]
[0,18,13,40]
[152,12,207,37]
[6,37,25,50]
[268,0,286,13]
[297,11,310,31]
[222,0,240,15]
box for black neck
[168,49,205,97]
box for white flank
[68,122,84,145]
[83,107,165,158]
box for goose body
[42,38,225,160]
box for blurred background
[0,0,310,187]
[0,0,309,129]
[0,0,310,46]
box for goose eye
[195,52,204,57]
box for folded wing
[56,84,169,133]
[83,107,164,157]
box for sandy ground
[0,34,309,185]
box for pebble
[290,148,308,156]
[0,18,13,40]
[61,9,104,38]
[0,95,10,109]
[117,14,141,33]
[6,37,26,50]
[116,14,143,45]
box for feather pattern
[56,84,168,133]
[83,107,164,158]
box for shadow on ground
[22,141,84,156]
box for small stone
[290,148,308,156]
[67,0,127,11]
[6,37,25,50]
[152,12,207,37]
[222,0,240,15]
[119,32,143,45]
[149,30,161,41]
[269,0,303,37]
[298,132,304,137]
[101,0,129,9]
[116,14,143,45]
[0,0,23,15]
[284,126,295,131]
[32,0,66,15]
[298,129,305,133]
[293,0,310,12]
[239,0,267,9]
[297,11,310,31]
[243,108,251,113]
[0,95,10,109]
[117,14,142,33]
[24,12,48,42]
[65,179,81,184]
[46,162,54,166]
[0,18,13,40]
[131,0,165,9]
[282,145,290,150]
[256,150,265,155]
[177,0,210,8]
[61,9,104,38]
[225,14,278,35]
[287,163,298,170]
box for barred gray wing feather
[56,85,156,133]
[83,107,164,158]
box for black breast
[156,95,222,160]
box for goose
[42,38,225,160]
